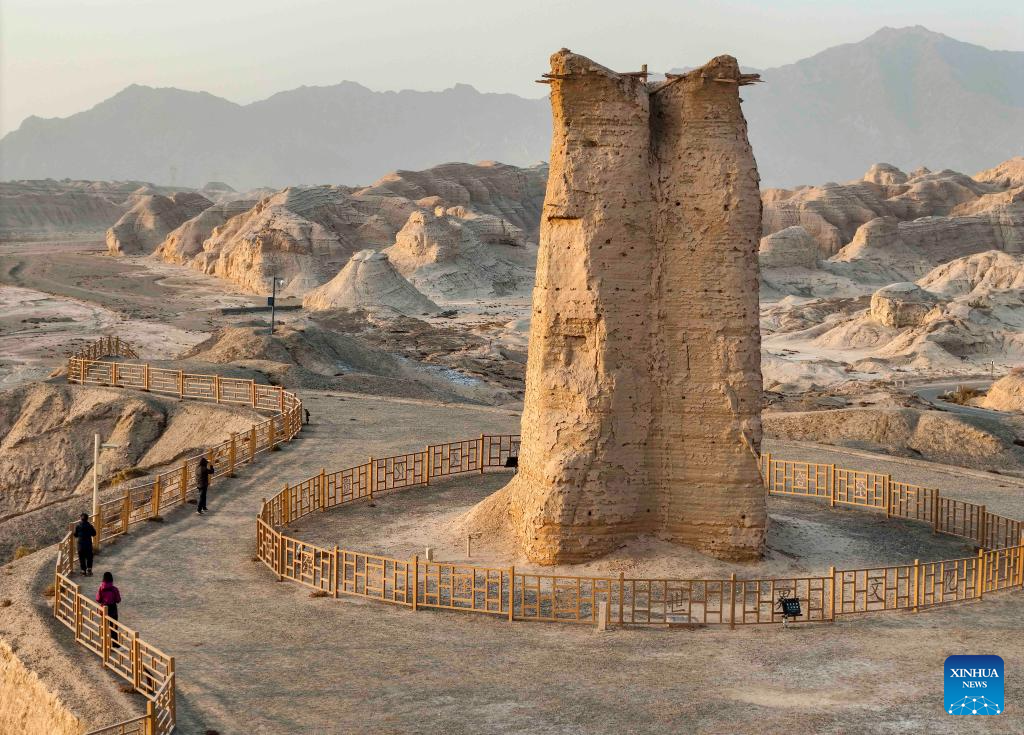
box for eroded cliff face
[474,50,765,564]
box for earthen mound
[869,282,937,327]
[759,226,819,269]
[385,210,536,299]
[302,250,440,315]
[154,199,256,264]
[106,192,212,255]
[764,407,1024,474]
[981,372,1024,412]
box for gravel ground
[54,390,1024,734]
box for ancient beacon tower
[482,50,766,564]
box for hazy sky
[2,0,1022,136]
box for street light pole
[270,276,278,335]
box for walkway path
[80,390,1024,734]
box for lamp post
[268,276,285,335]
[92,433,123,525]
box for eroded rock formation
[106,192,212,255]
[471,50,765,564]
[302,249,440,315]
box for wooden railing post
[282,485,290,524]
[249,379,256,407]
[1018,532,1024,588]
[932,489,940,534]
[249,425,257,463]
[278,387,285,413]
[729,573,736,630]
[884,475,892,518]
[508,565,515,622]
[132,632,141,689]
[268,418,276,449]
[111,361,119,387]
[828,565,836,621]
[425,445,432,486]
[333,545,340,598]
[151,476,161,518]
[180,461,188,504]
[320,468,327,510]
[277,531,285,581]
[830,464,837,508]
[143,363,151,391]
[412,555,419,611]
[368,458,375,502]
[122,486,131,533]
[146,700,155,735]
[101,607,110,665]
[229,434,237,477]
[618,571,625,625]
[912,559,920,612]
[479,434,486,474]
[177,370,184,398]
[976,549,985,599]
[979,505,987,548]
[74,592,82,641]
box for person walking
[96,571,122,644]
[196,456,215,515]
[73,512,96,576]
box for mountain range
[0,26,1021,190]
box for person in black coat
[196,457,214,514]
[73,513,96,576]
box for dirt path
[67,390,1024,734]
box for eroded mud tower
[474,50,765,564]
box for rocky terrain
[153,161,546,304]
[0,381,262,560]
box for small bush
[146,515,165,523]
[118,683,135,694]
[309,590,329,598]
[941,385,982,405]
[13,546,35,560]
[107,468,147,487]
[0,599,12,608]
[42,584,55,598]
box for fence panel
[937,498,982,543]
[256,519,281,569]
[514,573,614,624]
[103,620,136,680]
[135,639,172,698]
[219,377,255,405]
[768,460,830,499]
[182,374,216,401]
[84,361,114,385]
[919,556,980,608]
[834,566,911,615]
[84,715,149,735]
[735,576,830,624]
[419,562,509,615]
[54,574,78,628]
[428,439,482,477]
[890,482,935,523]
[282,537,335,592]
[77,598,106,656]
[835,468,887,510]
[326,463,372,506]
[374,452,427,493]
[147,367,181,396]
[339,551,413,606]
[984,546,1023,593]
[483,434,521,469]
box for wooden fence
[256,444,1024,628]
[49,336,1024,731]
[55,337,304,735]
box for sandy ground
[54,390,1024,735]
[0,245,295,388]
[290,475,976,580]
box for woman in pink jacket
[96,572,122,643]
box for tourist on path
[96,571,122,643]
[73,512,96,576]
[196,457,215,515]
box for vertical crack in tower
[471,49,765,564]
